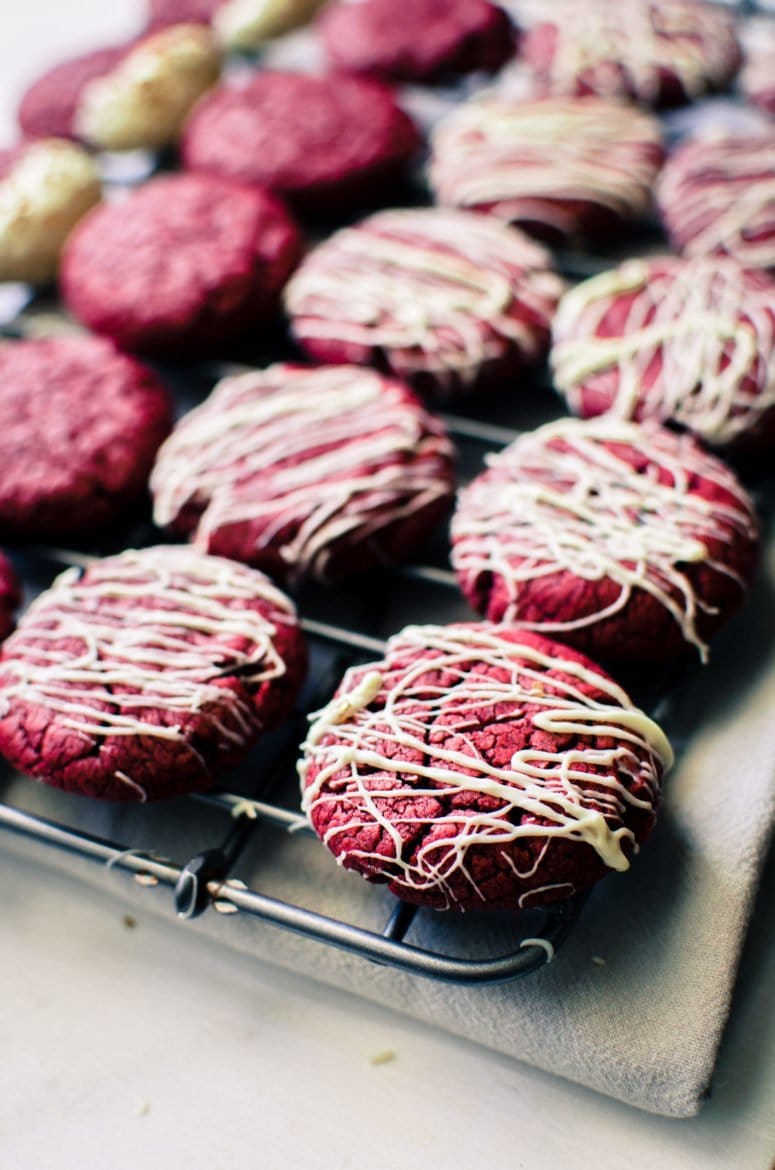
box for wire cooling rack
[0,400,594,985]
[0,0,769,982]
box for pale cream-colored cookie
[75,25,221,151]
[0,139,100,284]
[214,0,327,48]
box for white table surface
[1,5,774,1168]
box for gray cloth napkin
[1,533,774,1120]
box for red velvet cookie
[429,96,663,248]
[523,0,740,108]
[657,132,775,275]
[285,207,564,397]
[318,0,514,84]
[18,26,220,152]
[551,256,775,451]
[151,363,455,584]
[740,20,775,118]
[451,418,759,665]
[300,622,672,911]
[148,0,217,26]
[0,139,101,284]
[181,71,420,214]
[61,173,302,357]
[0,336,172,543]
[0,546,306,801]
[0,553,20,642]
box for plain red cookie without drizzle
[181,71,420,214]
[284,207,564,398]
[0,336,172,543]
[451,418,759,665]
[300,622,672,911]
[318,0,514,84]
[61,173,302,357]
[551,255,775,451]
[0,546,306,802]
[151,363,456,584]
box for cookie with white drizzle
[285,207,565,398]
[551,255,775,450]
[18,25,220,152]
[523,0,740,108]
[151,364,456,586]
[657,133,775,275]
[300,623,672,911]
[739,19,775,118]
[0,546,306,801]
[428,97,663,249]
[451,418,759,665]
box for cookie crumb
[370,1049,396,1067]
[122,914,137,929]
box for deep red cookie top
[61,173,302,355]
[151,363,456,584]
[523,0,740,107]
[0,336,172,541]
[0,546,306,801]
[657,132,775,274]
[285,207,564,395]
[451,418,759,663]
[429,96,663,243]
[301,622,672,911]
[148,0,218,26]
[0,553,20,643]
[318,0,514,83]
[551,256,775,450]
[181,70,420,206]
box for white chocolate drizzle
[551,256,775,446]
[527,0,739,104]
[285,208,565,391]
[657,133,775,273]
[0,546,298,787]
[450,418,758,662]
[0,140,101,285]
[75,25,221,151]
[300,623,671,910]
[151,364,455,583]
[429,97,662,236]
